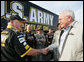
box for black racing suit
[1,26,32,61]
[25,31,36,48]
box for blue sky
[29,1,83,23]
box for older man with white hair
[42,10,83,61]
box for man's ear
[68,16,72,22]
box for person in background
[24,25,37,61]
[34,28,46,61]
[42,10,83,61]
[1,15,43,61]
[44,28,54,61]
[46,28,54,46]
[34,27,38,34]
[51,23,62,61]
[25,25,36,48]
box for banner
[1,1,58,31]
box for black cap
[9,15,26,23]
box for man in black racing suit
[1,15,42,61]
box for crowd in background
[20,25,56,61]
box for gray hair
[62,10,75,21]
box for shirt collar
[64,26,70,31]
[7,24,13,28]
[7,24,20,32]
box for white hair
[62,10,75,20]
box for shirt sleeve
[48,41,57,50]
[14,34,32,57]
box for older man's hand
[41,47,49,55]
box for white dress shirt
[58,26,70,55]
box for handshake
[27,47,50,56]
[40,47,49,55]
